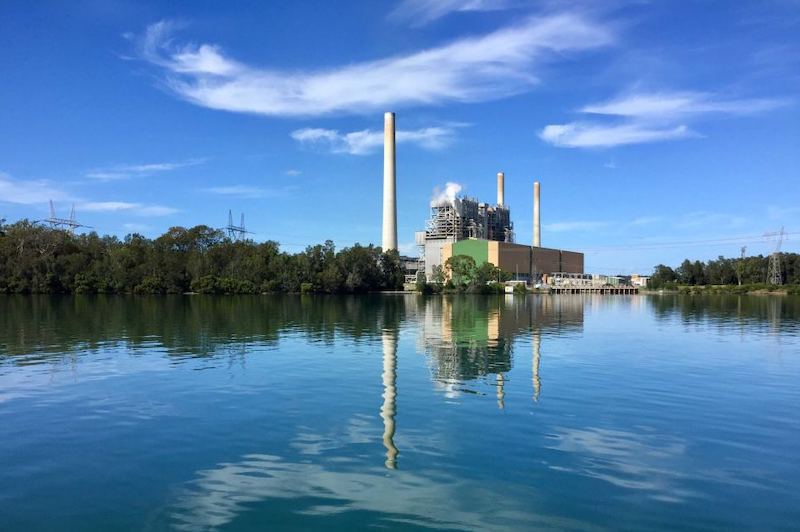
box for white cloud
[291,126,456,155]
[0,171,177,217]
[285,169,302,176]
[540,123,693,148]
[582,91,784,119]
[541,90,787,149]
[136,15,613,117]
[86,158,205,181]
[79,201,178,216]
[0,172,72,205]
[202,185,288,199]
[80,201,140,212]
[631,216,662,226]
[389,0,515,26]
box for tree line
[0,221,404,294]
[649,253,800,289]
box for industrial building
[440,240,584,283]
[380,111,584,285]
[415,173,584,283]
[415,173,514,279]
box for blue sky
[1,0,798,273]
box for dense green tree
[0,221,407,294]
[445,255,476,288]
[651,252,800,287]
[650,264,678,288]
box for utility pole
[737,246,746,286]
[766,227,784,285]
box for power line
[580,231,798,253]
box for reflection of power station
[415,296,583,407]
[375,295,583,467]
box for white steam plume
[431,182,462,206]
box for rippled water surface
[1,295,799,531]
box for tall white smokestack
[533,181,541,247]
[382,112,397,251]
[497,172,505,207]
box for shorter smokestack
[533,181,541,247]
[497,172,505,207]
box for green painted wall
[452,239,489,265]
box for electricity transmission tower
[225,210,251,241]
[43,200,90,233]
[766,227,785,285]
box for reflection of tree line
[0,294,408,357]
[647,294,800,329]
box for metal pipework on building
[382,112,397,251]
[533,181,541,247]
[497,172,505,207]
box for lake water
[1,294,799,531]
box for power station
[381,112,584,285]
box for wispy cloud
[202,185,292,199]
[544,220,610,232]
[389,0,515,26]
[79,201,178,216]
[674,210,747,229]
[767,205,800,221]
[541,123,693,148]
[540,90,787,148]
[631,216,662,226]
[285,169,302,176]
[581,91,784,119]
[0,172,73,204]
[0,171,177,217]
[134,15,612,117]
[86,158,205,181]
[291,126,456,155]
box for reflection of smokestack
[382,112,397,251]
[497,172,505,207]
[533,181,541,247]
[496,373,505,410]
[381,330,398,469]
[532,331,541,402]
